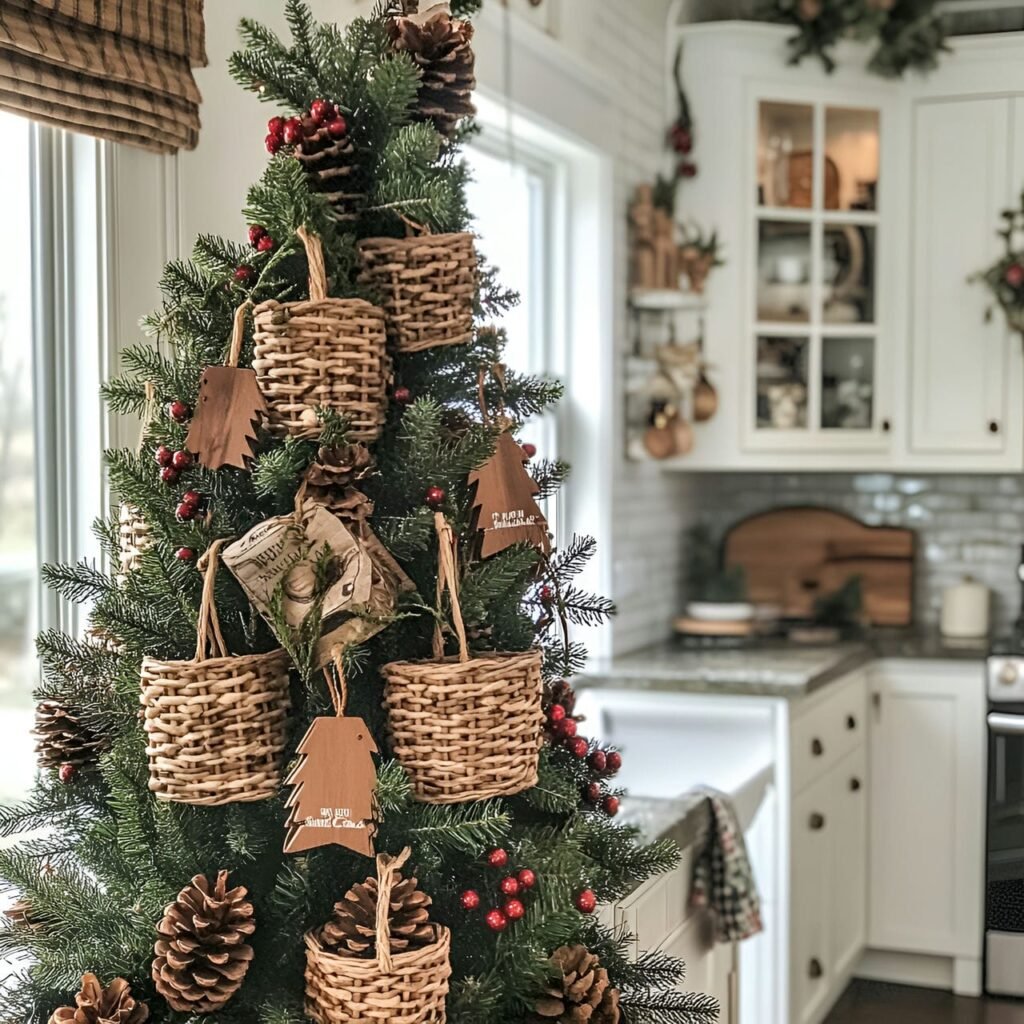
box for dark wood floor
[825,981,1024,1023]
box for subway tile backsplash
[691,473,1024,635]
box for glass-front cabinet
[752,98,885,447]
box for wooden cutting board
[722,506,914,627]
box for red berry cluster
[1005,262,1024,289]
[461,849,539,933]
[248,224,276,254]
[176,490,206,523]
[265,99,348,155]
[155,444,193,486]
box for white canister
[940,576,991,639]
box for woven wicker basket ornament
[140,540,292,806]
[253,226,389,442]
[305,847,452,1024]
[358,232,477,354]
[118,503,152,578]
[382,513,544,804]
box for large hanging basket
[382,514,544,804]
[140,541,292,806]
[253,226,390,442]
[358,233,477,353]
[305,847,452,1024]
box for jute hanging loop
[139,542,292,806]
[252,226,390,442]
[381,515,544,804]
[304,845,452,1024]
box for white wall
[109,0,692,657]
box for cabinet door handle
[990,420,1001,434]
[846,714,857,731]
[850,777,862,792]
[881,418,891,433]
[809,812,826,831]
[808,958,824,979]
[811,738,824,757]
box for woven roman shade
[0,0,206,153]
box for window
[464,137,563,540]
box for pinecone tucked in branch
[48,973,149,1024]
[304,443,376,520]
[152,871,255,1014]
[34,700,104,770]
[529,945,622,1024]
[321,869,434,958]
[295,124,363,220]
[387,7,476,138]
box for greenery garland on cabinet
[973,190,1024,340]
[0,3,720,1024]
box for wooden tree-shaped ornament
[284,650,378,857]
[468,430,551,559]
[186,303,267,471]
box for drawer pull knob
[808,958,824,979]
[850,777,862,792]
[846,714,857,731]
[990,420,1001,434]
[809,812,826,831]
[811,738,824,757]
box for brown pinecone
[388,7,476,138]
[48,973,149,1024]
[321,869,434,958]
[295,123,363,221]
[152,871,255,1014]
[304,443,376,520]
[34,700,104,771]
[529,945,621,1024]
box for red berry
[248,224,267,246]
[171,450,192,470]
[672,125,694,154]
[256,234,275,253]
[181,490,202,508]
[540,586,554,604]
[556,718,578,740]
[58,762,76,784]
[583,782,602,803]
[516,868,537,890]
[300,116,318,138]
[155,445,173,467]
[486,848,509,869]
[588,750,607,774]
[568,736,589,759]
[485,909,508,932]
[605,751,623,776]
[310,98,332,124]
[460,889,481,911]
[547,704,566,723]
[425,485,446,509]
[521,442,537,458]
[327,115,348,138]
[234,265,255,285]
[265,134,283,155]
[503,898,525,921]
[1005,263,1024,288]
[603,795,621,817]
[575,889,597,914]
[175,547,195,561]
[176,501,197,522]
[267,116,286,138]
[393,385,412,405]
[678,160,698,179]
[168,400,190,423]
[283,117,302,145]
[160,466,180,485]
[499,876,520,897]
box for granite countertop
[581,627,988,699]
[619,792,712,853]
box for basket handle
[195,540,228,662]
[432,513,469,664]
[297,225,328,303]
[226,302,251,368]
[374,846,413,974]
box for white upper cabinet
[654,24,1024,472]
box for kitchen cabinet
[830,746,868,977]
[643,22,1024,472]
[867,660,986,991]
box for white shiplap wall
[113,0,692,657]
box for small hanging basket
[382,514,544,804]
[117,503,152,579]
[140,540,292,806]
[253,226,390,442]
[358,232,477,354]
[305,847,452,1024]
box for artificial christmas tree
[0,4,720,1023]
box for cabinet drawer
[791,674,867,794]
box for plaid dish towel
[689,788,763,943]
